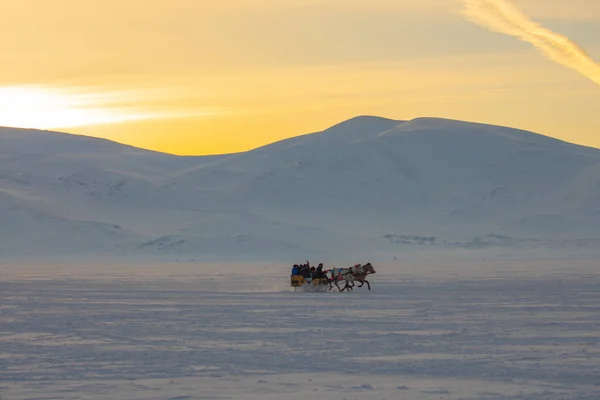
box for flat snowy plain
[1,259,599,400]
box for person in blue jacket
[291,264,300,276]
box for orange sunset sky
[1,0,599,155]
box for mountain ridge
[2,116,600,260]
[4,115,598,157]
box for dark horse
[352,262,377,290]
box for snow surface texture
[1,260,599,399]
[2,116,600,260]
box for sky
[0,0,599,155]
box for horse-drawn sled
[290,275,330,292]
[290,263,376,292]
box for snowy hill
[2,118,600,260]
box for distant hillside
[2,117,600,261]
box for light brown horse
[328,267,354,291]
[330,263,376,291]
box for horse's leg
[345,281,354,292]
[334,281,342,291]
[364,279,370,290]
[357,280,364,288]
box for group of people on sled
[291,262,328,281]
[291,261,376,291]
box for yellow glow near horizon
[70,55,600,155]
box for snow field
[1,260,599,399]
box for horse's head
[362,262,376,274]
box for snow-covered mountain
[2,117,600,261]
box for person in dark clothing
[300,264,310,279]
[314,263,325,279]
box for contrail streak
[462,0,600,87]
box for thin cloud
[462,0,600,87]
